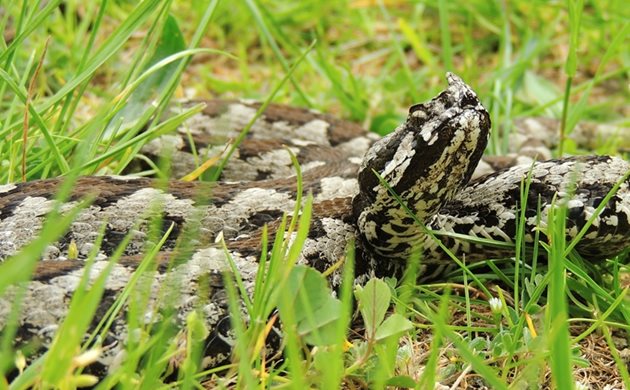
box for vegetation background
[0,0,628,389]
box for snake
[0,73,629,379]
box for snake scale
[1,74,629,378]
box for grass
[1,0,629,389]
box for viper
[0,74,629,377]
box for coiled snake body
[0,74,629,376]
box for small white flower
[575,381,590,390]
[488,297,502,314]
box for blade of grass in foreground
[274,196,314,387]
[546,199,574,390]
[417,284,451,389]
[223,268,258,388]
[319,244,355,390]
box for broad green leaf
[356,278,391,338]
[280,265,329,323]
[297,298,342,346]
[374,313,413,341]
[278,265,343,346]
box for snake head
[353,73,491,260]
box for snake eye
[459,91,481,109]
[408,103,426,114]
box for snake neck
[352,73,491,261]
